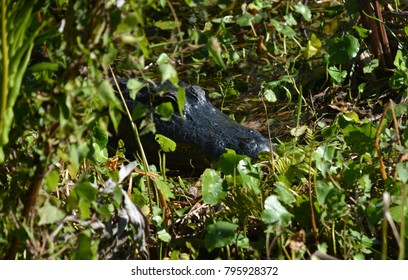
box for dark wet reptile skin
[112,78,271,172]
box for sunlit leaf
[127,79,145,100]
[294,2,311,21]
[153,177,175,200]
[261,195,293,226]
[156,102,174,121]
[237,158,261,194]
[290,125,308,137]
[26,62,59,73]
[213,149,247,175]
[264,89,277,102]
[363,59,379,74]
[305,34,321,58]
[358,174,372,197]
[204,221,238,252]
[202,168,227,205]
[157,53,171,65]
[284,13,297,26]
[45,170,60,192]
[353,25,371,39]
[207,37,226,69]
[327,66,347,83]
[274,182,296,205]
[271,19,296,37]
[316,180,334,206]
[397,162,408,183]
[159,64,178,84]
[157,229,171,242]
[154,20,181,30]
[38,201,65,225]
[155,134,176,152]
[177,87,186,118]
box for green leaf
[38,201,65,225]
[389,204,408,238]
[154,20,181,30]
[315,180,334,206]
[93,126,108,148]
[157,53,171,65]
[109,104,122,134]
[327,66,347,83]
[305,33,321,59]
[131,102,148,121]
[363,59,379,74]
[343,122,376,154]
[261,195,293,226]
[96,205,111,222]
[127,79,145,100]
[397,162,408,183]
[313,145,336,177]
[389,71,408,89]
[358,174,372,195]
[112,185,123,207]
[213,149,247,175]
[393,50,407,71]
[290,125,308,137]
[294,2,312,21]
[155,134,176,152]
[72,231,98,260]
[284,13,297,26]
[76,182,99,201]
[202,168,227,205]
[236,13,254,27]
[207,36,226,69]
[78,199,91,220]
[185,0,197,7]
[177,87,186,118]
[156,102,174,121]
[264,89,277,103]
[271,19,296,37]
[45,170,60,192]
[204,221,238,252]
[236,233,250,249]
[156,53,178,83]
[157,229,172,242]
[92,142,108,163]
[153,177,175,201]
[159,64,178,84]
[327,34,360,65]
[237,158,261,194]
[274,182,296,205]
[353,25,371,39]
[26,62,59,73]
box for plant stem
[1,0,9,146]
[382,211,388,259]
[398,183,407,260]
[109,67,154,215]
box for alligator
[111,78,271,173]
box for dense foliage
[0,0,407,260]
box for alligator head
[112,79,272,173]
